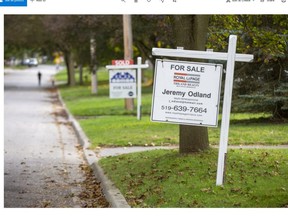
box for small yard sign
[106,57,149,120]
[109,69,136,99]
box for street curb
[56,89,131,208]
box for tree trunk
[90,34,98,94]
[123,15,134,111]
[66,51,76,86]
[173,15,210,154]
[79,64,83,85]
[64,54,70,85]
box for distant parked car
[28,58,38,67]
[22,58,30,66]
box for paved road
[4,65,107,208]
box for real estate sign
[109,69,136,99]
[151,59,223,127]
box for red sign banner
[112,59,134,66]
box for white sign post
[151,59,223,127]
[106,57,149,120]
[216,36,238,186]
[152,35,253,185]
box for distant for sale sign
[109,69,136,99]
[151,59,223,127]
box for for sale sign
[109,69,136,99]
[151,59,223,127]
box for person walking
[37,71,42,86]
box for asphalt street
[4,65,107,208]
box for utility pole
[123,15,134,111]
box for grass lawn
[57,68,288,148]
[79,116,179,147]
[79,115,288,148]
[99,148,288,207]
